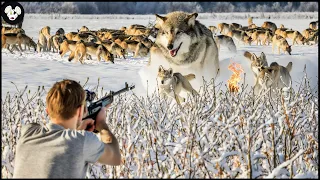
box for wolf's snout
[161,80,164,84]
[167,44,173,50]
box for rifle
[83,82,135,131]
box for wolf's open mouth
[169,43,182,57]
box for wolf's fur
[124,40,149,58]
[65,32,99,43]
[125,25,151,36]
[261,21,277,34]
[214,35,237,53]
[157,65,198,104]
[248,17,253,26]
[221,23,235,35]
[309,21,318,30]
[2,33,36,53]
[248,24,258,29]
[56,28,65,35]
[227,30,252,45]
[68,41,114,63]
[69,40,87,64]
[2,27,25,34]
[128,35,154,48]
[230,23,242,30]
[208,26,218,35]
[59,39,77,57]
[254,62,292,96]
[78,26,89,32]
[284,30,307,45]
[302,28,317,39]
[272,35,292,55]
[40,26,50,37]
[48,34,65,53]
[275,28,290,37]
[218,23,231,35]
[148,11,219,90]
[244,51,268,80]
[251,30,272,46]
[37,32,48,52]
[101,40,126,59]
[306,31,318,45]
[40,26,51,50]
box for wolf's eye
[177,31,183,35]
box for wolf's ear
[155,14,167,27]
[158,65,164,72]
[268,68,274,73]
[260,52,266,61]
[168,68,173,75]
[251,53,257,61]
[186,13,198,27]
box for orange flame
[227,62,244,93]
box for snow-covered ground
[2,13,318,99]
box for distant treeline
[18,2,318,14]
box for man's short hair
[46,79,85,120]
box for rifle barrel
[112,85,135,96]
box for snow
[2,14,318,99]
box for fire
[227,62,244,93]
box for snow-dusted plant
[1,72,318,178]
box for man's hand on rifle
[95,104,111,132]
[77,104,111,132]
[77,119,95,131]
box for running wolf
[244,51,268,81]
[157,65,198,104]
[254,62,292,96]
[146,11,220,91]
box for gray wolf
[261,21,277,34]
[2,27,25,34]
[68,41,114,63]
[214,35,237,53]
[208,26,218,35]
[40,26,51,50]
[157,65,198,104]
[254,62,292,96]
[147,11,219,91]
[2,33,36,53]
[37,31,48,52]
[309,21,318,30]
[284,30,307,45]
[218,23,235,35]
[244,51,268,81]
[230,23,242,30]
[251,30,273,46]
[124,40,150,58]
[272,35,292,55]
[227,30,252,45]
[100,40,126,59]
[78,26,90,32]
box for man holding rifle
[13,79,132,178]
